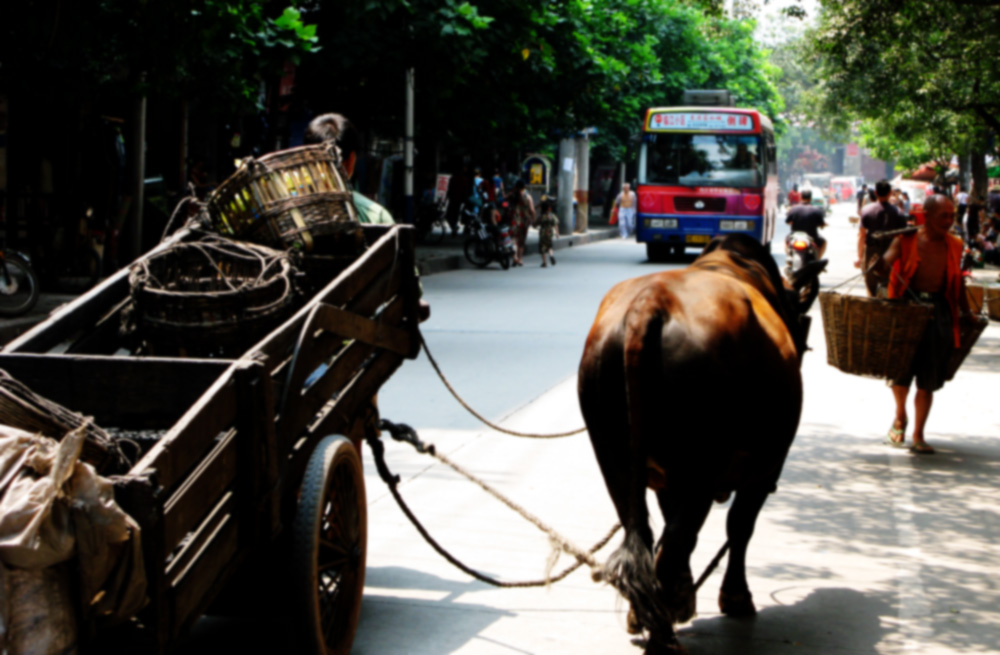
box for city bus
[635,106,779,261]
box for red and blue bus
[635,107,779,261]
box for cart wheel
[292,436,367,655]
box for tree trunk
[971,147,988,202]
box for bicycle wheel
[0,254,40,318]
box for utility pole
[557,138,575,235]
[575,133,590,233]
[404,68,415,224]
[130,80,147,259]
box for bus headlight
[719,220,754,231]
[649,219,678,229]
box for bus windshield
[639,133,763,188]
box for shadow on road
[679,587,893,654]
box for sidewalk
[0,224,621,346]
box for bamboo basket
[206,143,361,252]
[127,237,298,357]
[945,316,988,380]
[818,291,933,380]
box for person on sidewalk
[304,113,394,225]
[614,182,636,239]
[537,196,559,267]
[506,179,535,266]
[856,179,906,296]
[870,195,971,454]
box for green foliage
[807,0,1000,166]
[3,2,321,112]
[298,0,783,160]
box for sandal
[885,421,906,448]
[910,442,935,455]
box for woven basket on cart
[206,143,362,253]
[818,291,933,380]
[0,370,130,475]
[127,237,298,357]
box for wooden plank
[309,349,404,443]
[277,297,406,447]
[168,494,239,635]
[311,304,413,356]
[133,370,240,490]
[0,353,231,429]
[3,229,190,354]
[162,429,238,551]
[251,226,402,367]
[64,298,131,355]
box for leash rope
[419,332,587,438]
[371,420,619,588]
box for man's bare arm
[870,236,901,277]
[855,226,867,267]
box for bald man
[870,195,971,454]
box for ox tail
[603,291,674,639]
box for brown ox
[578,234,824,654]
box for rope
[371,420,619,588]
[419,333,587,438]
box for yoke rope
[371,420,618,588]
[419,333,586,438]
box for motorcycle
[464,207,514,270]
[784,231,827,309]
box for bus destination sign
[648,112,755,132]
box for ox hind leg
[653,488,714,625]
[719,485,770,617]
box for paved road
[350,203,1000,654]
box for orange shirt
[888,232,964,347]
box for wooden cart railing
[0,225,421,651]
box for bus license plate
[686,234,711,244]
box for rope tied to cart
[368,420,731,593]
[370,420,618,588]
[418,333,587,439]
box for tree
[807,0,1000,194]
[296,0,783,165]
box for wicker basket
[206,144,360,252]
[0,370,130,475]
[985,287,1000,321]
[819,291,933,380]
[128,237,298,357]
[945,316,988,380]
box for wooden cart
[0,224,422,654]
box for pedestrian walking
[870,195,972,454]
[614,182,637,239]
[506,179,535,266]
[537,197,558,267]
[956,186,969,236]
[856,179,906,296]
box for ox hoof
[719,588,757,618]
[627,607,643,635]
[666,574,696,624]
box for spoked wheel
[0,254,40,318]
[464,238,491,268]
[292,436,367,655]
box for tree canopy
[806,0,1000,175]
[297,0,783,160]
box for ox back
[578,234,813,654]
